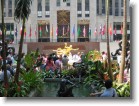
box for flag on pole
[114,27,117,35]
[39,25,42,37]
[67,25,70,33]
[29,24,32,37]
[46,25,48,34]
[51,24,53,37]
[24,26,26,37]
[77,26,81,37]
[56,26,58,36]
[94,27,97,36]
[10,24,12,36]
[15,25,17,37]
[102,25,105,35]
[120,24,123,35]
[63,25,65,36]
[20,25,22,35]
[0,28,2,36]
[35,25,37,37]
[109,24,112,36]
[83,26,86,37]
[72,24,75,36]
[99,24,102,35]
[89,27,91,37]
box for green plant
[113,82,130,97]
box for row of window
[97,0,130,16]
[3,0,12,17]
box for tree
[106,0,113,81]
[14,0,32,83]
[118,0,127,83]
[1,0,8,86]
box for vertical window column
[102,0,105,15]
[77,0,82,17]
[115,0,119,16]
[8,0,12,17]
[57,0,61,7]
[37,0,42,17]
[45,0,50,17]
[85,0,90,17]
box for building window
[66,0,70,6]
[38,0,42,17]
[8,0,12,17]
[115,0,119,16]
[85,0,90,11]
[102,0,105,15]
[57,0,61,7]
[85,0,90,17]
[45,0,50,17]
[97,0,99,15]
[109,0,112,15]
[77,0,82,11]
[121,0,123,16]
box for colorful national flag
[15,25,17,37]
[24,26,26,37]
[10,24,12,36]
[51,24,53,37]
[77,26,81,37]
[114,27,117,35]
[63,25,65,36]
[102,25,105,35]
[120,24,123,35]
[109,24,112,36]
[99,24,102,35]
[67,25,70,33]
[72,24,75,36]
[39,25,42,37]
[56,26,58,36]
[89,27,91,37]
[83,26,86,37]
[29,24,32,37]
[94,27,97,36]
[0,28,2,36]
[46,25,48,34]
[20,26,22,35]
[35,25,37,37]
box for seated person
[90,79,118,97]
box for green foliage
[113,82,130,97]
[14,0,32,22]
[21,70,44,92]
[24,54,35,68]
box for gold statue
[53,43,79,56]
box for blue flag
[72,24,75,36]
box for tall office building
[0,0,131,43]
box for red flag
[35,25,37,36]
[102,25,105,35]
[109,24,112,36]
[83,26,86,37]
[29,25,32,37]
[94,27,97,36]
[120,25,123,35]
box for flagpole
[16,36,17,44]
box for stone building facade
[0,0,131,43]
